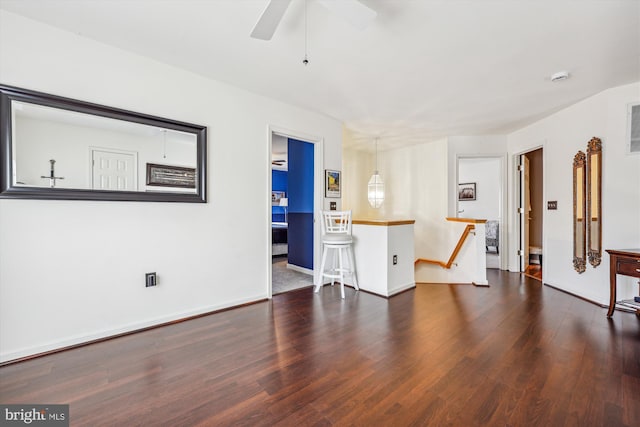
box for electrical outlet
[393,255,398,265]
[145,272,157,287]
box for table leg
[607,255,616,317]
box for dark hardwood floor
[524,264,542,281]
[1,270,639,426]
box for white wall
[507,82,640,304]
[0,11,343,362]
[343,137,494,284]
[457,157,501,220]
[344,84,639,303]
[344,136,480,283]
[343,138,449,238]
[341,128,373,217]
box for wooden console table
[606,249,640,317]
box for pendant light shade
[368,171,384,208]
[368,138,385,208]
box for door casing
[267,126,324,298]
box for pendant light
[368,138,384,208]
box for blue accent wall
[272,170,287,222]
[287,139,314,270]
[287,139,314,214]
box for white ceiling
[1,0,639,151]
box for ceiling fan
[250,0,377,41]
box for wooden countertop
[353,219,415,226]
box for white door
[518,154,531,272]
[524,155,531,271]
[91,149,137,190]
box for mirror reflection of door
[91,148,137,191]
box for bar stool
[315,210,359,299]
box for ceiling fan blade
[316,0,377,31]
[250,0,293,40]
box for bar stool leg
[331,249,338,286]
[347,246,359,290]
[316,244,329,293]
[338,247,345,299]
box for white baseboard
[388,282,416,296]
[286,263,313,276]
[0,294,266,364]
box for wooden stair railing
[415,224,475,269]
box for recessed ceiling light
[550,71,570,82]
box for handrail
[445,217,487,224]
[415,224,475,269]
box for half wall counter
[352,219,416,297]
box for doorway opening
[456,155,507,270]
[269,128,323,296]
[518,148,544,281]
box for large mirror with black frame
[587,137,602,267]
[0,84,207,202]
[573,150,586,273]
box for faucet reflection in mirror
[40,159,64,188]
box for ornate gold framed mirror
[587,137,602,267]
[573,151,586,273]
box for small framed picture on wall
[325,170,341,198]
[458,182,476,201]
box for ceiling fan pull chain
[303,0,309,65]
